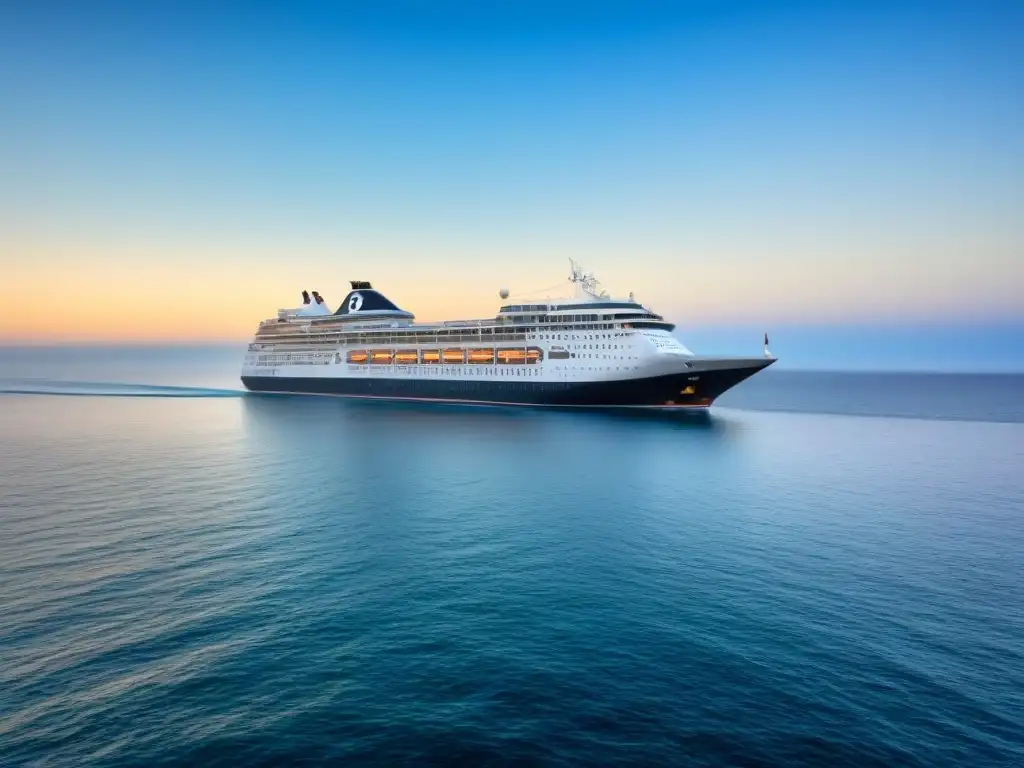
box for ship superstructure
[240,262,774,408]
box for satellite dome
[499,288,510,299]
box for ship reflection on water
[240,390,737,446]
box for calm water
[1,348,1022,766]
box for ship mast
[568,259,609,301]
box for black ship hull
[241,360,773,408]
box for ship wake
[0,379,246,398]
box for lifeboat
[443,349,465,363]
[497,349,527,364]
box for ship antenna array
[568,258,609,299]
[502,260,610,300]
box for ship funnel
[334,282,414,319]
[301,290,311,305]
[311,291,331,314]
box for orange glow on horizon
[2,239,1021,344]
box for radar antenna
[568,259,609,300]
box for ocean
[1,347,1022,766]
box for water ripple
[1,375,1022,766]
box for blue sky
[1,1,1022,368]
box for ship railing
[254,314,652,343]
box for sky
[0,1,1022,367]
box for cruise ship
[240,262,775,409]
